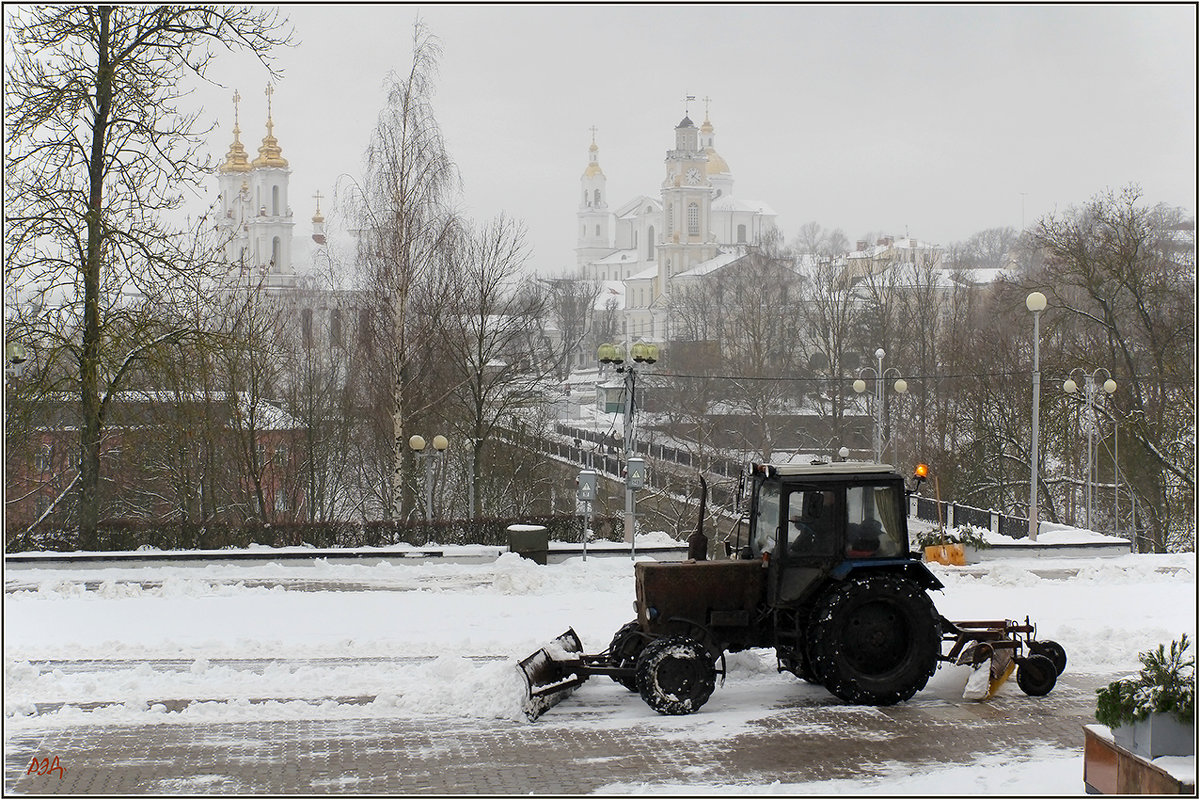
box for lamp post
[408,434,448,523]
[1026,291,1047,541]
[853,348,908,464]
[598,340,658,559]
[5,341,28,382]
[1063,369,1116,531]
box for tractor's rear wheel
[635,636,717,715]
[807,575,941,705]
[607,620,645,692]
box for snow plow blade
[518,628,588,720]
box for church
[214,86,327,293]
[576,103,779,343]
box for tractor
[519,461,1067,719]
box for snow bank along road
[4,550,1195,794]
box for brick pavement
[4,672,1104,794]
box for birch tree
[346,19,460,519]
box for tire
[607,620,645,692]
[635,636,717,715]
[1016,654,1057,696]
[807,575,941,705]
[1028,640,1067,676]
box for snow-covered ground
[4,540,1195,794]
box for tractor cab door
[776,484,843,606]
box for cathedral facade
[576,107,779,343]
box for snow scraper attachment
[518,628,587,720]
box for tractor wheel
[1028,640,1067,676]
[635,636,717,715]
[607,620,645,691]
[1016,654,1057,696]
[807,575,941,705]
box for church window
[272,185,279,216]
[737,224,747,243]
[594,189,601,205]
[646,226,655,259]
[301,308,313,348]
[583,190,588,206]
[581,224,586,237]
[633,230,638,249]
[688,203,700,235]
[271,236,281,267]
[330,309,343,348]
[595,224,600,236]
[666,204,673,234]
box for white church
[576,104,779,343]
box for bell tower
[576,126,611,273]
[658,101,717,294]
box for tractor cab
[743,462,935,606]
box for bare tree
[4,5,293,547]
[1030,186,1195,552]
[345,19,460,520]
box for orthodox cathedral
[215,86,326,293]
[576,103,778,341]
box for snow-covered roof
[594,249,639,265]
[626,265,658,282]
[614,195,661,219]
[711,195,777,216]
[674,248,746,279]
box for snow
[4,543,1196,794]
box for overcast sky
[194,3,1196,276]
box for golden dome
[252,118,288,168]
[705,147,730,175]
[701,117,714,134]
[219,123,252,173]
[252,85,288,169]
[584,162,604,178]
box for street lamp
[599,340,658,559]
[409,433,448,523]
[5,341,28,381]
[1063,369,1116,532]
[1026,290,1047,541]
[853,348,907,464]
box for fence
[5,513,629,554]
[553,422,1038,540]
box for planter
[1112,713,1195,759]
[924,544,965,566]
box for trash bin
[507,524,549,565]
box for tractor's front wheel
[807,575,941,705]
[635,636,717,715]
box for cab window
[846,484,904,557]
[751,482,780,556]
[786,488,839,557]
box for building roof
[711,195,777,216]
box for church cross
[264,83,274,119]
[682,93,695,115]
[589,125,598,144]
[703,95,712,118]
[232,89,241,127]
[313,190,324,213]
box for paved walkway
[5,672,1104,794]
